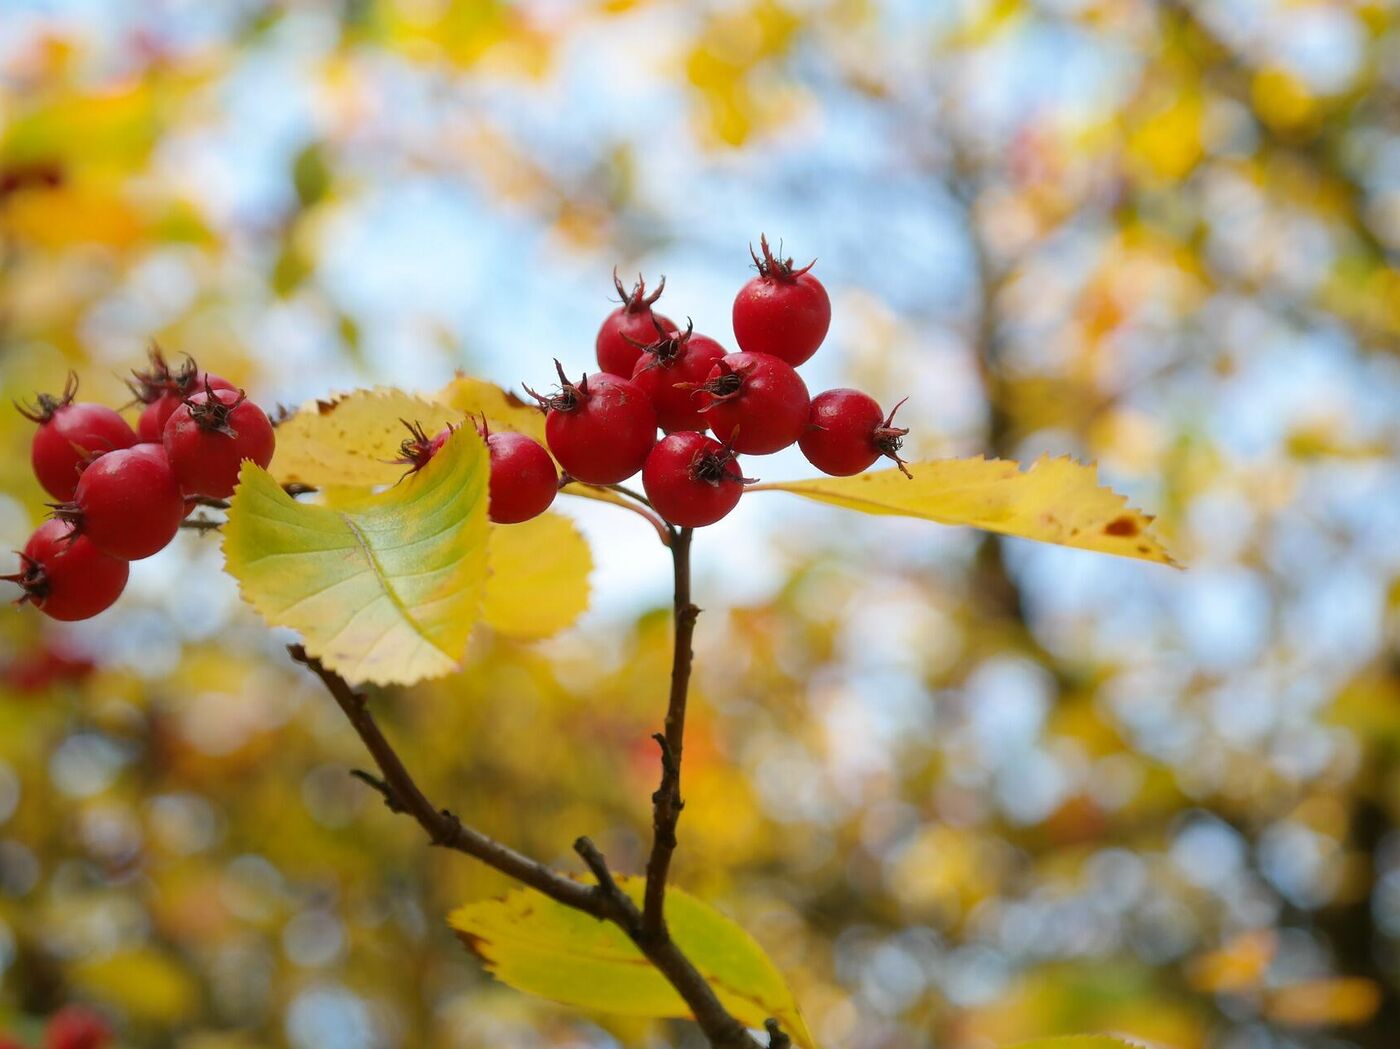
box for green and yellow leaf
[483,511,592,640]
[223,429,491,686]
[752,455,1176,565]
[449,877,816,1047]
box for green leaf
[483,512,592,640]
[1007,1039,1149,1049]
[223,429,490,686]
[751,455,1177,565]
[449,877,816,1047]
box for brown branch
[288,638,771,1049]
[644,525,697,934]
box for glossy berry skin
[630,329,727,433]
[643,432,748,527]
[163,389,276,499]
[536,369,656,485]
[596,272,675,377]
[137,373,235,442]
[64,444,184,560]
[45,1005,111,1049]
[799,389,884,475]
[4,519,128,622]
[731,235,830,367]
[23,382,138,500]
[486,431,558,524]
[696,351,809,455]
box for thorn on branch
[349,768,407,812]
[573,836,642,934]
[764,1020,791,1048]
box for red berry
[629,320,728,433]
[45,1005,110,1049]
[694,351,810,455]
[642,432,752,528]
[484,429,558,524]
[129,347,236,442]
[732,235,831,366]
[799,389,912,477]
[0,1036,27,1049]
[596,270,675,377]
[162,386,276,499]
[390,420,453,475]
[528,362,656,485]
[19,374,137,501]
[3,519,128,622]
[55,444,184,560]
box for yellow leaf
[1266,977,1381,1027]
[223,430,490,686]
[270,388,461,489]
[450,877,816,1047]
[483,512,592,640]
[1008,1040,1149,1049]
[433,374,547,443]
[1187,930,1276,994]
[751,456,1177,565]
[71,947,201,1024]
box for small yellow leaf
[71,947,201,1024]
[434,374,547,443]
[224,430,490,686]
[270,387,461,489]
[1007,1040,1149,1049]
[1266,977,1381,1027]
[751,456,1177,565]
[483,512,592,640]
[450,877,816,1047]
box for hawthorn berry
[732,235,831,367]
[44,1005,111,1049]
[692,351,810,455]
[54,444,185,560]
[162,385,276,499]
[19,374,137,501]
[596,270,675,377]
[481,425,558,524]
[130,349,236,443]
[629,320,728,433]
[527,362,656,485]
[642,432,752,528]
[2,519,129,622]
[391,419,454,475]
[799,388,912,477]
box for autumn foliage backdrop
[2,1,1399,1048]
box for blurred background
[2,0,1400,1047]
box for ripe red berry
[642,432,752,528]
[629,320,728,433]
[483,428,558,524]
[528,362,656,485]
[596,270,675,377]
[799,389,912,477]
[162,385,276,499]
[45,1005,111,1049]
[19,374,137,500]
[3,519,129,622]
[131,350,236,443]
[731,235,831,367]
[55,444,185,560]
[693,351,810,455]
[391,420,454,475]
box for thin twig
[562,479,674,546]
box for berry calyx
[596,269,676,377]
[527,361,656,485]
[3,519,129,622]
[44,1005,111,1049]
[162,383,276,499]
[391,419,454,475]
[691,351,810,455]
[642,431,754,528]
[129,347,236,442]
[629,319,728,433]
[799,388,912,478]
[731,234,831,367]
[52,444,185,560]
[478,420,558,524]
[18,374,138,501]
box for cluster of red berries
[1,1004,109,1049]
[566,235,909,527]
[5,350,276,622]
